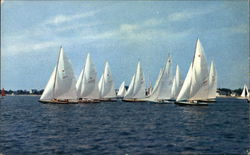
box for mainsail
[208,61,217,99]
[124,62,146,99]
[147,56,173,101]
[124,75,135,99]
[176,39,210,101]
[117,81,126,97]
[241,84,249,97]
[171,65,182,99]
[40,47,77,100]
[98,62,116,99]
[76,53,99,99]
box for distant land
[0,88,246,97]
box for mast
[52,46,62,99]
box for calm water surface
[0,96,249,154]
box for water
[0,96,249,154]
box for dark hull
[38,100,78,104]
[175,101,208,106]
[99,99,117,102]
[198,99,216,103]
[78,99,101,103]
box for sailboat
[98,62,116,101]
[146,56,173,103]
[207,61,217,102]
[170,65,182,100]
[76,53,100,103]
[240,84,250,102]
[39,47,78,104]
[123,61,146,102]
[117,81,126,98]
[241,84,249,97]
[175,39,210,106]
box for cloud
[44,10,99,25]
[228,24,248,34]
[143,18,163,27]
[3,12,193,56]
[167,9,211,22]
[55,22,99,32]
[120,24,138,32]
[4,41,58,55]
[206,24,249,36]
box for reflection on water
[0,96,249,154]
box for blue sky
[1,1,249,90]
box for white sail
[157,56,173,100]
[133,62,146,99]
[147,68,163,101]
[241,84,249,97]
[98,74,104,95]
[99,62,116,98]
[208,61,217,99]
[117,81,126,97]
[40,47,77,100]
[177,39,210,101]
[171,65,182,99]
[147,56,173,101]
[40,67,56,100]
[189,39,209,101]
[124,62,146,99]
[124,75,135,99]
[176,63,193,101]
[76,69,84,98]
[78,53,99,99]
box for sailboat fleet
[39,39,218,105]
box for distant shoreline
[6,94,41,96]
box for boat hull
[122,99,147,102]
[78,99,101,103]
[99,98,117,102]
[148,99,174,104]
[38,100,78,104]
[175,101,208,106]
[197,99,216,103]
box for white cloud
[55,22,99,32]
[44,10,99,25]
[3,13,193,56]
[228,24,248,34]
[143,18,163,27]
[120,24,138,32]
[168,9,211,22]
[206,24,249,36]
[4,41,58,55]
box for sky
[1,1,249,90]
